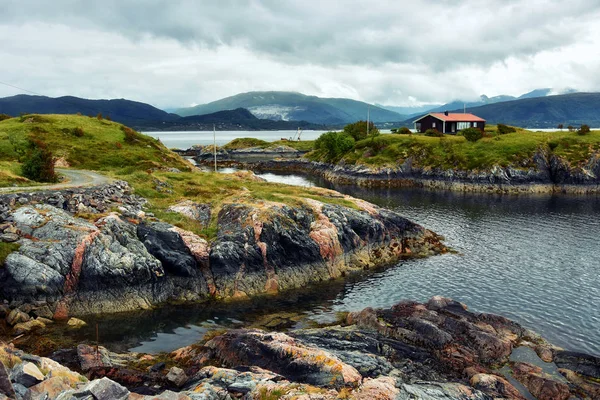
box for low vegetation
[0,114,357,241]
[308,123,600,170]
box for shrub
[96,113,103,120]
[577,124,591,135]
[71,127,84,137]
[567,125,574,132]
[343,120,379,141]
[115,142,122,149]
[497,124,516,135]
[21,140,58,182]
[0,114,11,122]
[395,127,412,135]
[462,127,484,142]
[557,123,564,131]
[424,128,443,137]
[121,125,138,143]
[314,131,355,162]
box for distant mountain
[402,93,600,128]
[385,88,579,118]
[176,91,405,124]
[0,94,178,126]
[144,108,325,131]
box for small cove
[65,169,600,357]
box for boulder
[166,200,211,228]
[12,319,46,335]
[10,361,45,388]
[67,317,87,328]
[554,350,600,379]
[27,376,75,399]
[72,377,129,400]
[6,309,30,326]
[0,363,15,398]
[166,366,188,388]
[203,329,362,389]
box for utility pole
[367,106,370,137]
[213,124,217,172]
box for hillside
[400,93,600,128]
[0,95,178,126]
[144,108,325,131]
[176,91,404,124]
[446,92,600,128]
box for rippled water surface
[70,171,600,356]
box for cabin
[413,112,486,134]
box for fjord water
[73,171,600,357]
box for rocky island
[187,125,600,194]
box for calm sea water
[66,170,600,357]
[143,130,328,149]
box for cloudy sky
[1,0,600,109]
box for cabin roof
[413,113,486,123]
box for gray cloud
[1,0,600,107]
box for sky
[1,0,600,109]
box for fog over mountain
[1,1,600,108]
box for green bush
[424,129,443,137]
[577,124,591,135]
[21,140,58,182]
[395,127,412,135]
[497,124,516,135]
[314,131,355,162]
[343,121,379,141]
[71,127,84,137]
[462,127,484,142]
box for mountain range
[414,92,600,128]
[176,91,403,124]
[1,89,599,129]
[378,88,578,118]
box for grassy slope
[0,114,354,239]
[223,137,315,152]
[309,125,600,170]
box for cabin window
[432,122,436,128]
[473,122,477,127]
[457,122,470,130]
[416,123,421,131]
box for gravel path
[0,169,112,193]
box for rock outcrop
[0,188,444,317]
[1,297,600,399]
[217,149,600,194]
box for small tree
[557,123,564,131]
[314,131,355,162]
[21,140,57,182]
[577,124,591,135]
[462,127,484,142]
[343,120,379,141]
[395,127,412,135]
[96,112,103,120]
[567,125,574,132]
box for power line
[0,80,167,123]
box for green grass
[221,137,315,152]
[0,114,190,173]
[309,125,600,170]
[0,114,359,242]
[0,243,20,266]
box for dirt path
[0,169,112,193]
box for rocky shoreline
[0,181,445,320]
[1,297,599,399]
[194,148,600,194]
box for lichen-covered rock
[10,361,45,388]
[511,362,571,400]
[167,200,211,229]
[198,329,362,389]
